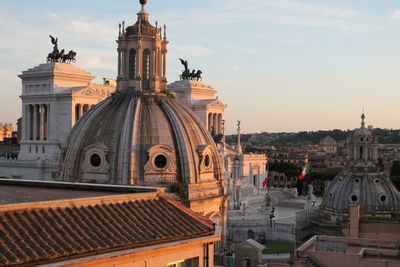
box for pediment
[71,87,105,98]
[208,99,226,108]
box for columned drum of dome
[60,1,225,221]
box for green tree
[390,161,400,176]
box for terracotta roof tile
[0,194,214,266]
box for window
[350,194,358,203]
[204,154,211,168]
[143,49,150,80]
[154,154,168,169]
[167,257,199,267]
[129,49,136,79]
[90,153,102,167]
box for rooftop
[297,235,400,266]
[0,179,161,205]
[0,180,215,266]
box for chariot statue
[179,58,203,81]
[46,35,77,63]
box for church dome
[60,1,224,199]
[354,113,371,137]
[320,113,400,218]
[320,172,400,213]
[60,90,223,188]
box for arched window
[129,49,136,79]
[360,146,363,159]
[142,49,150,80]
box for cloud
[391,9,400,21]
[170,45,213,57]
[158,0,376,32]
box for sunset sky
[1,0,400,134]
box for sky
[1,0,400,134]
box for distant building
[18,63,115,161]
[294,114,400,247]
[234,239,265,267]
[294,234,400,267]
[318,136,337,154]
[0,123,13,141]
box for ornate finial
[164,24,167,40]
[361,112,365,127]
[122,21,125,34]
[118,23,121,36]
[139,0,147,6]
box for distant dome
[60,91,223,188]
[319,136,337,146]
[321,172,400,213]
[354,126,371,137]
[319,113,400,224]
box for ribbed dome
[60,91,223,188]
[321,172,400,213]
[354,125,371,137]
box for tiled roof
[0,193,214,266]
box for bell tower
[116,0,168,93]
[347,113,379,171]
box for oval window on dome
[354,178,360,184]
[379,194,387,203]
[350,194,358,203]
[204,154,211,168]
[90,153,102,167]
[154,154,168,169]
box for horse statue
[46,35,77,63]
[180,69,190,80]
[47,49,64,63]
[194,70,202,81]
[189,69,196,80]
[62,50,77,63]
[178,58,203,81]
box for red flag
[262,171,268,188]
[298,165,308,181]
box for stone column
[23,105,28,140]
[162,50,167,79]
[33,104,38,140]
[79,104,83,120]
[45,104,50,140]
[208,113,214,132]
[218,114,222,134]
[29,105,33,140]
[39,105,45,140]
[213,114,217,133]
[152,48,156,77]
[137,44,142,80]
[158,49,162,78]
[117,48,122,78]
[122,49,127,79]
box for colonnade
[25,104,49,141]
[208,113,223,134]
[118,47,167,86]
[75,104,95,123]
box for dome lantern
[116,0,168,93]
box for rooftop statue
[179,58,202,81]
[46,35,77,63]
